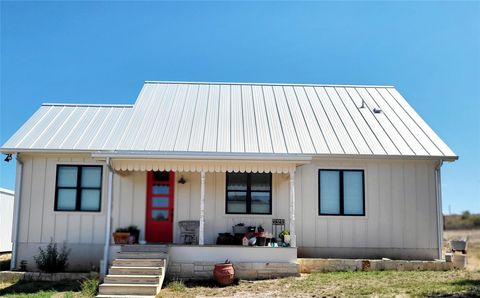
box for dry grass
[159,271,480,297]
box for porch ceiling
[110,158,305,173]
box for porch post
[199,171,205,245]
[101,157,114,277]
[289,169,297,248]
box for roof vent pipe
[373,108,382,114]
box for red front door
[146,171,174,243]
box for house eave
[1,148,458,162]
[92,151,458,162]
[91,151,313,162]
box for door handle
[171,209,174,223]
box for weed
[80,278,99,297]
[167,280,186,292]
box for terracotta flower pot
[213,263,235,286]
[112,232,130,244]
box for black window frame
[318,169,365,216]
[54,165,103,212]
[225,172,272,215]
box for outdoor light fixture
[178,176,187,184]
[4,154,12,162]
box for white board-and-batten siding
[14,154,108,270]
[14,154,440,270]
[295,159,439,259]
[16,155,108,245]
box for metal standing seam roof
[1,81,457,160]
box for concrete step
[104,274,160,284]
[121,244,168,253]
[113,258,165,267]
[109,266,163,275]
[116,251,168,259]
[98,283,158,296]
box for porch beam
[289,169,296,248]
[199,171,205,245]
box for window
[318,169,364,216]
[55,165,103,212]
[226,172,272,214]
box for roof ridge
[42,103,134,108]
[144,80,395,88]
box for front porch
[100,155,309,276]
[110,244,297,264]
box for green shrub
[33,239,70,273]
[80,278,99,297]
[461,211,471,220]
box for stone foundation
[298,258,457,273]
[0,271,98,282]
[167,261,299,280]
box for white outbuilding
[0,187,14,252]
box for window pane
[251,173,271,191]
[152,184,169,195]
[227,173,247,190]
[80,189,100,211]
[152,210,168,220]
[152,197,169,208]
[57,166,78,187]
[81,167,102,188]
[344,171,364,215]
[153,171,170,181]
[319,171,340,214]
[251,192,271,213]
[227,191,246,213]
[57,189,77,210]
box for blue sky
[1,1,478,213]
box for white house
[1,81,456,283]
[0,188,14,252]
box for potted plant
[256,225,266,246]
[279,229,290,243]
[256,235,266,246]
[232,223,247,235]
[112,227,130,244]
[127,225,140,244]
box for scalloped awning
[111,158,303,173]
